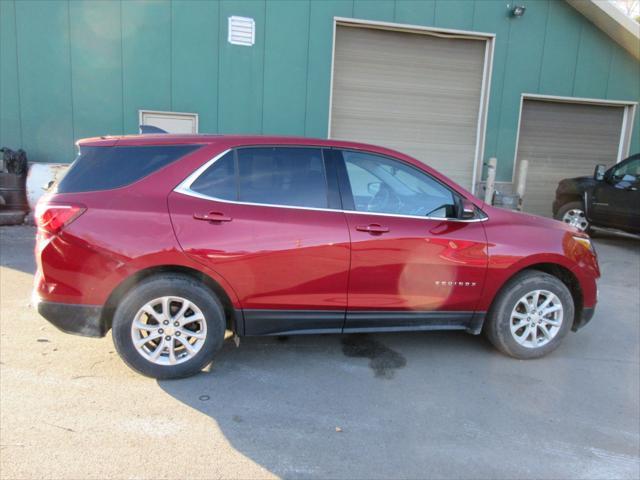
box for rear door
[168,146,350,335]
[334,149,488,332]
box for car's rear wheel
[112,274,225,379]
[485,270,574,359]
[555,201,590,232]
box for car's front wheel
[555,201,590,232]
[485,270,574,359]
[111,274,226,379]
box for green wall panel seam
[119,0,125,134]
[493,19,513,165]
[604,49,614,99]
[536,4,550,93]
[471,1,477,27]
[303,2,312,136]
[216,0,222,134]
[66,1,76,145]
[571,22,585,97]
[261,0,267,134]
[12,0,24,147]
[170,0,173,111]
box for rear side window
[189,147,329,209]
[237,147,328,208]
[57,145,200,193]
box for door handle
[193,212,233,222]
[356,224,390,234]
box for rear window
[56,144,201,193]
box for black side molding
[242,310,344,336]
[37,301,107,338]
[239,309,486,336]
[344,311,485,334]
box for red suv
[34,135,599,379]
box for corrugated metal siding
[1,0,638,183]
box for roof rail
[139,125,168,134]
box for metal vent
[228,16,255,46]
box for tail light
[35,201,85,235]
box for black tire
[555,200,591,233]
[111,274,226,379]
[485,270,574,359]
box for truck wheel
[555,201,590,232]
[485,270,574,359]
[112,274,226,379]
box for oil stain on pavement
[341,334,406,379]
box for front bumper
[36,300,107,338]
[572,306,595,332]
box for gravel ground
[1,225,639,479]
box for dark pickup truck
[553,153,639,234]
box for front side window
[610,157,640,184]
[342,150,457,218]
[237,147,328,208]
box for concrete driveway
[1,225,638,479]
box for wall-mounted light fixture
[509,4,526,17]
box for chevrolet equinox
[34,135,600,378]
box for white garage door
[330,24,488,189]
[516,99,625,216]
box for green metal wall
[1,0,638,182]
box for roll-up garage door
[516,99,625,216]
[330,24,487,189]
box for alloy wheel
[509,289,563,349]
[131,296,207,366]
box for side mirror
[461,199,476,219]
[594,164,606,181]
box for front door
[590,155,640,230]
[335,150,488,332]
[169,147,351,335]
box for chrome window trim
[174,148,488,223]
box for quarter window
[342,151,457,218]
[190,151,236,200]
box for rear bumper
[572,306,595,332]
[36,300,107,338]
